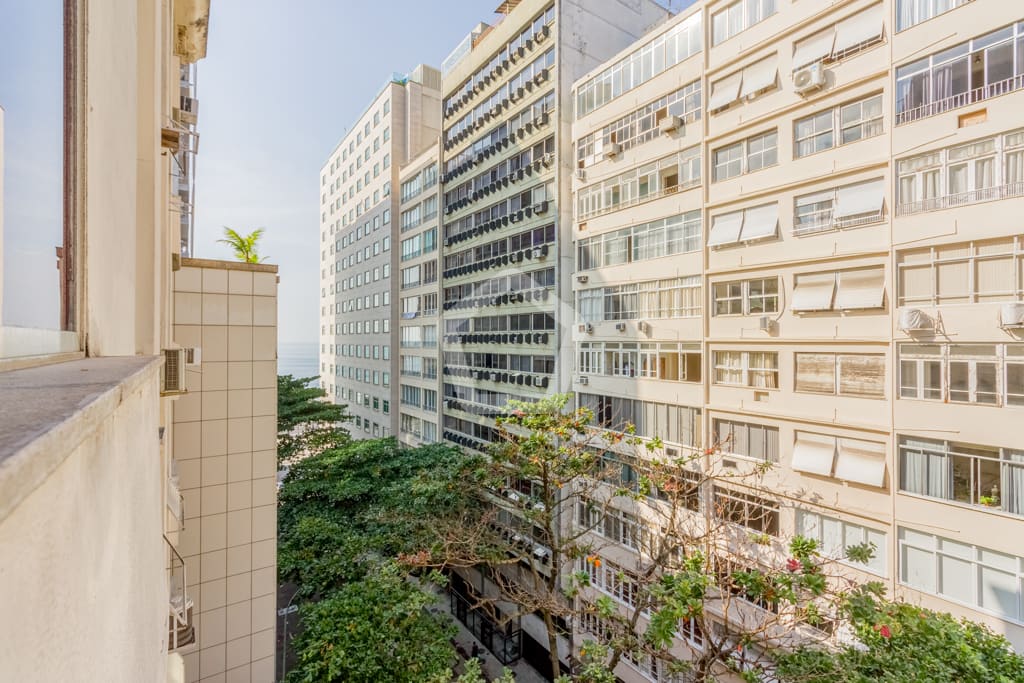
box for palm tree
[218,227,266,264]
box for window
[578,394,700,446]
[898,238,1024,305]
[577,341,701,382]
[713,278,779,315]
[576,146,701,220]
[713,351,779,388]
[576,81,702,166]
[712,0,777,45]
[577,277,701,323]
[899,343,1024,407]
[795,353,886,397]
[899,437,1024,516]
[707,56,779,112]
[896,22,1024,124]
[713,486,779,534]
[896,129,1024,215]
[706,203,779,247]
[576,212,701,270]
[896,0,973,32]
[899,527,1024,620]
[714,419,779,462]
[797,510,887,575]
[791,267,885,312]
[792,431,886,486]
[794,94,882,158]
[792,5,885,70]
[712,131,777,182]
[575,12,702,117]
[794,179,886,235]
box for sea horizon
[278,340,318,382]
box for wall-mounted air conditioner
[575,168,586,181]
[898,308,932,332]
[793,62,825,95]
[576,274,588,283]
[637,321,651,336]
[1001,303,1024,328]
[578,376,589,385]
[603,142,621,159]
[161,348,188,395]
[614,322,626,332]
[758,316,777,333]
[578,323,594,334]
[658,115,682,135]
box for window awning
[708,71,743,111]
[792,272,836,311]
[791,432,837,476]
[835,268,885,310]
[707,211,744,247]
[792,29,836,69]
[739,203,779,242]
[741,58,779,98]
[835,179,885,219]
[833,4,885,56]
[835,438,886,487]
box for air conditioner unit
[533,246,545,260]
[658,115,682,134]
[536,27,548,43]
[614,322,626,332]
[603,142,621,159]
[1001,303,1024,327]
[584,323,595,334]
[759,316,777,333]
[161,348,188,395]
[578,376,589,385]
[898,308,932,332]
[575,168,586,181]
[576,274,589,283]
[637,321,651,336]
[793,62,825,95]
[532,203,547,215]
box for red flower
[785,558,800,572]
[880,624,892,639]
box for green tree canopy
[277,374,351,464]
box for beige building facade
[398,143,443,447]
[1,2,277,683]
[319,66,442,439]
[569,0,1024,679]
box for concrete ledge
[182,257,278,273]
[0,356,161,523]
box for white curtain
[1003,452,1024,516]
[1005,151,1024,187]
[976,157,995,189]
[948,163,969,195]
[901,442,950,498]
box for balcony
[895,182,1024,216]
[167,536,195,650]
[896,73,1024,125]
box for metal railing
[793,208,884,236]
[166,535,195,650]
[578,178,701,222]
[896,74,1024,125]
[895,182,1024,216]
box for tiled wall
[172,260,278,683]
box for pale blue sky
[194,0,501,344]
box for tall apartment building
[438,0,669,455]
[319,66,441,439]
[1,3,278,683]
[568,0,1024,678]
[397,143,443,447]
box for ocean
[278,341,319,382]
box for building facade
[438,0,669,455]
[569,0,1024,679]
[319,66,442,439]
[397,143,443,447]
[0,2,278,683]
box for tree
[774,584,1024,683]
[285,563,458,683]
[277,438,488,682]
[277,374,351,465]
[404,394,877,682]
[218,226,266,263]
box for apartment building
[319,66,441,439]
[568,0,1024,679]
[438,0,668,454]
[398,143,443,447]
[0,2,278,683]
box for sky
[193,0,502,345]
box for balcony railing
[895,182,1024,216]
[793,208,884,236]
[166,536,195,650]
[578,178,701,223]
[896,74,1024,125]
[900,448,1024,517]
